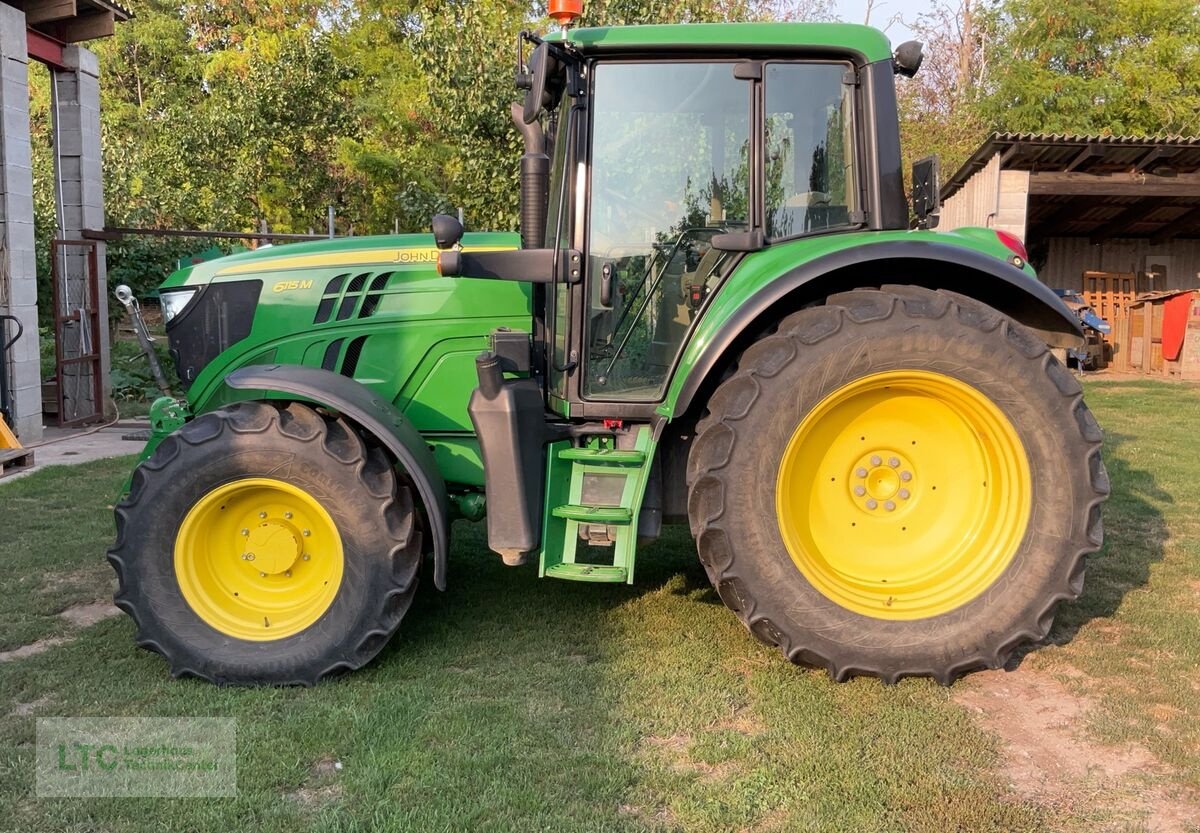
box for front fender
[664,236,1083,420]
[225,365,450,590]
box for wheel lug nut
[870,455,882,466]
[854,486,866,497]
[259,572,267,578]
[302,530,311,537]
[898,489,910,500]
[284,570,292,578]
[302,554,310,561]
[866,498,878,510]
[900,471,912,482]
[284,512,293,520]
[855,467,867,478]
[888,457,900,468]
[243,553,255,561]
[241,528,249,537]
[884,500,896,511]
[259,512,267,519]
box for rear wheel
[687,286,1109,684]
[108,401,421,685]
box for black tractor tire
[108,401,421,686]
[686,285,1109,684]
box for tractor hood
[158,232,520,294]
[158,231,530,416]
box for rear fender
[224,365,450,590]
[667,241,1083,421]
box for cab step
[551,504,633,524]
[539,426,656,585]
[544,563,628,583]
[556,447,646,465]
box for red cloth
[1162,292,1195,362]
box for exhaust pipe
[511,103,548,250]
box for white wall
[938,153,1031,240]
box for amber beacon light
[548,0,584,28]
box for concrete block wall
[53,45,111,422]
[0,3,41,442]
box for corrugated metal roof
[942,132,1200,202]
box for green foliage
[977,0,1200,137]
[109,337,176,409]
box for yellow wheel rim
[175,478,344,641]
[775,370,1031,620]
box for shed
[938,133,1200,301]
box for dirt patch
[0,637,71,663]
[640,733,740,784]
[40,566,111,594]
[713,706,766,737]
[59,601,121,628]
[285,757,344,809]
[956,668,1200,832]
[9,695,54,717]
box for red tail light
[995,230,1028,263]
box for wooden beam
[999,143,1027,166]
[1028,200,1086,238]
[1131,146,1179,173]
[1150,205,1200,244]
[23,0,77,25]
[1088,198,1174,243]
[1029,171,1200,197]
[52,10,114,43]
[25,28,65,69]
[1063,144,1103,172]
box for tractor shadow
[1008,431,1171,667]
[389,429,1169,676]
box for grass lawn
[0,379,1197,832]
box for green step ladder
[539,427,655,584]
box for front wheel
[687,286,1109,684]
[108,401,422,686]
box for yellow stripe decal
[216,246,513,277]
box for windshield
[584,61,749,401]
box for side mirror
[522,43,564,125]
[894,41,924,78]
[911,156,941,229]
[432,214,464,250]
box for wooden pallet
[0,447,35,479]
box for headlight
[160,288,198,324]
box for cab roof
[558,22,894,64]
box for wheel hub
[851,451,913,512]
[245,520,302,575]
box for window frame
[579,56,755,406]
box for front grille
[166,280,261,389]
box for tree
[976,0,1200,136]
[895,1,988,183]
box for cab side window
[764,63,858,241]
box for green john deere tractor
[109,19,1109,686]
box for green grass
[1027,379,1200,786]
[0,379,1197,832]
